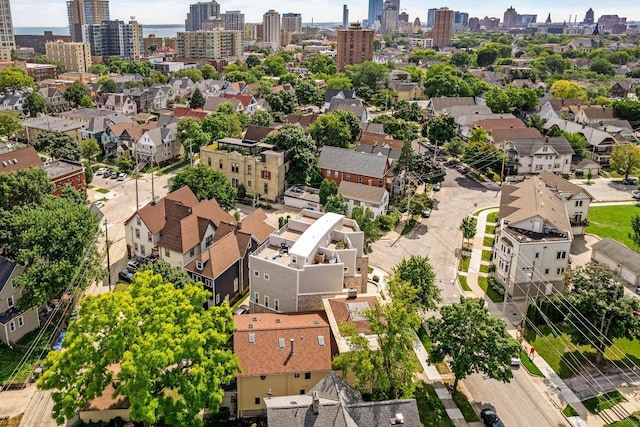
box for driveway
[570,177,639,202]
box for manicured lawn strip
[401,219,417,235]
[458,275,471,291]
[582,390,625,414]
[562,405,579,417]
[477,277,502,303]
[479,264,489,273]
[417,325,432,351]
[156,159,189,176]
[487,211,499,223]
[485,225,496,234]
[473,207,497,216]
[452,390,480,422]
[606,411,640,427]
[482,236,494,247]
[586,205,640,250]
[458,256,470,272]
[520,349,544,377]
[95,187,109,194]
[481,250,492,262]
[414,382,455,427]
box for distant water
[14,24,184,39]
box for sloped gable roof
[183,232,242,279]
[0,146,44,173]
[318,146,389,179]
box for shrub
[373,275,380,283]
[487,277,505,297]
[377,210,402,231]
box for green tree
[80,138,101,163]
[393,101,423,123]
[304,53,337,75]
[170,164,237,210]
[80,94,94,108]
[32,131,81,161]
[266,90,297,115]
[245,54,261,69]
[294,78,320,105]
[138,259,195,288]
[469,127,488,144]
[550,80,587,100]
[476,47,499,67]
[423,115,456,145]
[351,206,379,254]
[98,77,117,94]
[202,112,230,141]
[22,92,47,117]
[38,270,240,426]
[0,110,24,140]
[325,75,352,89]
[589,57,615,76]
[463,140,503,174]
[563,132,588,157]
[450,51,471,68]
[200,64,219,80]
[343,61,388,92]
[610,144,640,180]
[445,136,465,157]
[629,214,640,251]
[333,277,421,400]
[309,113,352,148]
[324,194,348,215]
[613,100,640,124]
[428,297,520,392]
[0,167,54,209]
[248,109,274,127]
[171,68,204,82]
[189,87,206,109]
[391,255,440,311]
[116,154,135,173]
[459,216,476,248]
[423,65,473,98]
[88,63,108,75]
[0,67,35,91]
[64,81,91,107]
[563,264,640,364]
[262,55,287,76]
[0,195,102,309]
[319,178,339,206]
[262,125,317,185]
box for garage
[591,238,640,287]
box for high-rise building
[83,19,143,62]
[336,23,374,71]
[367,0,383,28]
[380,1,399,34]
[66,0,110,42]
[432,7,453,48]
[222,10,245,31]
[427,8,437,27]
[343,5,349,28]
[177,29,242,59]
[185,1,220,32]
[0,0,15,61]
[263,9,281,50]
[244,23,258,41]
[282,13,302,34]
[45,41,92,72]
[584,8,595,25]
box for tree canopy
[262,125,317,186]
[0,67,36,91]
[610,144,640,180]
[32,131,81,161]
[64,81,91,107]
[169,164,237,210]
[38,270,241,426]
[550,80,587,100]
[23,92,48,117]
[391,255,440,311]
[0,167,54,210]
[0,110,24,140]
[423,115,456,145]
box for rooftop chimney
[312,390,320,415]
[290,338,295,356]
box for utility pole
[104,217,112,291]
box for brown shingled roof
[184,232,241,280]
[240,208,275,243]
[327,296,377,334]
[234,312,333,377]
[473,118,526,132]
[244,125,277,142]
[0,147,44,173]
[358,132,403,150]
[491,127,543,144]
[108,121,156,139]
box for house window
[264,183,269,195]
[345,173,351,181]
[254,292,259,303]
[141,246,146,256]
[9,322,15,332]
[231,163,239,173]
[247,165,252,175]
[189,248,195,257]
[334,171,339,178]
[262,170,271,180]
[148,232,152,243]
[575,200,583,207]
[134,243,139,251]
[304,372,311,380]
[206,235,213,247]
[165,248,170,257]
[557,267,565,275]
[274,299,279,311]
[300,389,305,395]
[219,160,223,169]
[254,397,260,405]
[264,273,270,281]
[231,178,239,187]
[535,165,543,171]
[18,316,24,327]
[294,373,300,378]
[135,228,140,238]
[216,293,220,304]
[137,217,141,226]
[254,270,259,277]
[557,251,567,259]
[208,158,211,167]
[248,180,252,187]
[234,278,239,292]
[326,169,332,177]
[357,177,362,184]
[7,295,14,308]
[264,296,269,308]
[575,213,583,222]
[544,268,549,274]
[535,252,539,259]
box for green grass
[483,236,494,247]
[586,205,640,249]
[562,405,580,417]
[417,325,431,351]
[479,264,489,273]
[481,250,492,262]
[485,225,496,234]
[473,207,498,216]
[606,411,640,426]
[458,256,470,272]
[452,390,480,422]
[458,275,471,291]
[401,219,417,235]
[95,187,109,194]
[487,212,499,223]
[582,390,626,414]
[520,349,545,377]
[414,382,455,427]
[156,159,189,176]
[113,283,130,292]
[0,342,46,384]
[478,277,503,303]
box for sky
[10,0,640,27]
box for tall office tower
[503,6,519,29]
[282,13,302,33]
[244,23,258,41]
[263,9,281,50]
[177,29,242,59]
[223,10,245,31]
[45,41,92,72]
[367,0,383,28]
[343,5,349,28]
[432,7,453,48]
[399,12,409,24]
[427,8,437,27]
[336,23,374,71]
[185,1,220,32]
[584,8,594,24]
[0,0,15,61]
[83,19,143,62]
[380,0,399,34]
[387,0,400,10]
[67,0,110,42]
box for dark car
[456,166,468,174]
[622,178,638,185]
[118,269,134,283]
[481,408,505,427]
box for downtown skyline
[10,0,640,28]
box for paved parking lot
[570,177,639,202]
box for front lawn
[485,225,496,234]
[458,256,470,272]
[562,405,579,417]
[0,343,41,384]
[487,212,500,223]
[478,277,503,303]
[482,236,494,248]
[452,390,480,422]
[520,349,544,377]
[414,382,455,427]
[582,390,626,414]
[606,411,640,426]
[458,275,471,291]
[481,250,492,261]
[586,205,640,250]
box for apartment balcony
[570,218,589,227]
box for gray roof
[429,96,476,113]
[327,98,363,112]
[58,108,114,122]
[539,170,594,200]
[543,118,618,146]
[23,116,83,132]
[85,114,130,134]
[142,123,176,147]
[339,181,388,205]
[324,89,356,103]
[355,143,400,160]
[0,256,17,293]
[592,238,640,275]
[203,96,242,113]
[318,146,388,179]
[509,137,575,156]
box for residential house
[323,88,357,111]
[124,186,237,266]
[171,106,208,121]
[592,119,638,143]
[503,137,575,176]
[592,238,640,287]
[121,84,174,112]
[0,256,41,346]
[610,81,631,98]
[95,94,138,116]
[318,146,391,188]
[57,108,117,124]
[338,181,389,218]
[389,82,425,101]
[233,312,334,417]
[285,113,318,131]
[490,127,543,146]
[249,209,368,314]
[203,96,244,113]
[283,185,322,211]
[571,105,616,124]
[425,96,476,118]
[134,123,181,165]
[572,157,601,176]
[495,177,573,299]
[331,103,368,122]
[323,293,380,354]
[537,99,582,121]
[42,160,87,196]
[101,121,157,158]
[563,38,599,52]
[264,371,420,427]
[539,171,593,236]
[81,114,131,145]
[221,93,259,114]
[200,137,287,201]
[544,118,622,164]
[167,76,195,98]
[360,122,385,135]
[0,146,43,173]
[0,90,25,112]
[20,116,83,144]
[37,87,69,113]
[243,125,278,142]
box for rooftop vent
[290,338,295,356]
[312,390,320,415]
[390,413,405,425]
[248,333,255,343]
[318,335,325,346]
[348,288,358,299]
[278,338,285,348]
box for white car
[117,173,127,181]
[632,190,640,200]
[96,168,106,176]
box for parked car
[510,357,521,366]
[118,270,134,283]
[94,201,105,209]
[456,166,468,174]
[110,172,119,179]
[233,305,250,315]
[632,190,640,199]
[622,178,638,185]
[421,208,432,218]
[117,173,127,181]
[127,260,140,272]
[96,168,106,176]
[433,182,441,191]
[102,170,111,178]
[480,408,505,427]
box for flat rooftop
[23,116,83,131]
[42,160,83,178]
[290,213,344,260]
